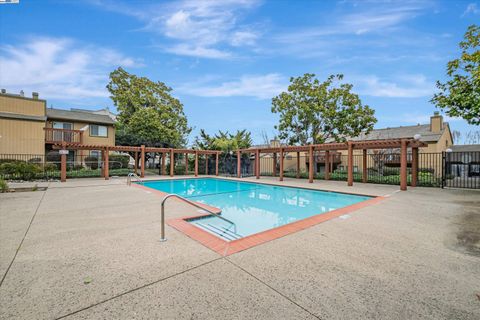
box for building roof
[46,108,116,125]
[347,124,447,143]
[450,144,480,152]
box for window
[90,150,101,159]
[53,122,72,129]
[90,124,108,137]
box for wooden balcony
[44,128,83,144]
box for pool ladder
[127,172,143,186]
[160,194,237,242]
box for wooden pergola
[53,143,222,182]
[238,138,427,191]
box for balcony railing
[44,128,83,144]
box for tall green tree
[193,129,252,153]
[107,67,191,147]
[431,24,480,125]
[271,73,376,145]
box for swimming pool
[141,178,371,241]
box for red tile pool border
[133,182,385,256]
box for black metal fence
[0,153,131,180]
[443,151,480,189]
[236,151,449,188]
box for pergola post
[411,147,418,187]
[272,153,277,177]
[279,148,284,181]
[347,141,353,186]
[101,150,105,178]
[60,142,67,182]
[170,149,174,177]
[205,154,209,175]
[215,153,219,176]
[134,152,138,175]
[161,153,166,175]
[104,147,109,180]
[308,146,314,183]
[140,145,145,178]
[400,139,408,191]
[325,150,330,180]
[362,149,367,183]
[237,150,241,178]
[194,151,198,177]
[256,150,260,179]
[296,151,300,179]
[185,153,188,175]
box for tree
[431,25,480,125]
[193,129,252,152]
[107,67,191,148]
[451,130,462,144]
[271,73,377,145]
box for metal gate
[442,151,480,189]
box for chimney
[1,89,5,94]
[270,139,280,148]
[430,111,443,133]
[32,92,39,99]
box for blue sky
[0,0,479,145]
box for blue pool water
[141,178,371,241]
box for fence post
[400,139,407,191]
[279,148,284,181]
[411,147,418,187]
[205,154,208,175]
[215,153,219,176]
[441,151,445,189]
[325,150,330,180]
[170,149,174,177]
[256,150,260,179]
[185,153,188,175]
[362,149,367,183]
[309,146,314,183]
[347,141,353,186]
[296,151,300,179]
[134,152,138,175]
[195,151,198,177]
[140,145,145,178]
[60,142,67,182]
[237,150,241,178]
[104,147,109,180]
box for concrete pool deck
[0,176,479,319]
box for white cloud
[178,74,286,99]
[462,3,480,16]
[0,37,141,101]
[92,0,261,59]
[353,74,435,98]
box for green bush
[0,158,25,165]
[109,154,129,169]
[0,162,42,180]
[0,178,8,192]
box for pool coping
[133,179,386,256]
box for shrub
[28,157,42,164]
[109,154,129,169]
[0,158,25,165]
[0,162,41,180]
[85,156,99,170]
[0,178,8,192]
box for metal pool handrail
[127,172,143,185]
[160,194,236,242]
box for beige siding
[0,96,46,117]
[0,118,45,155]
